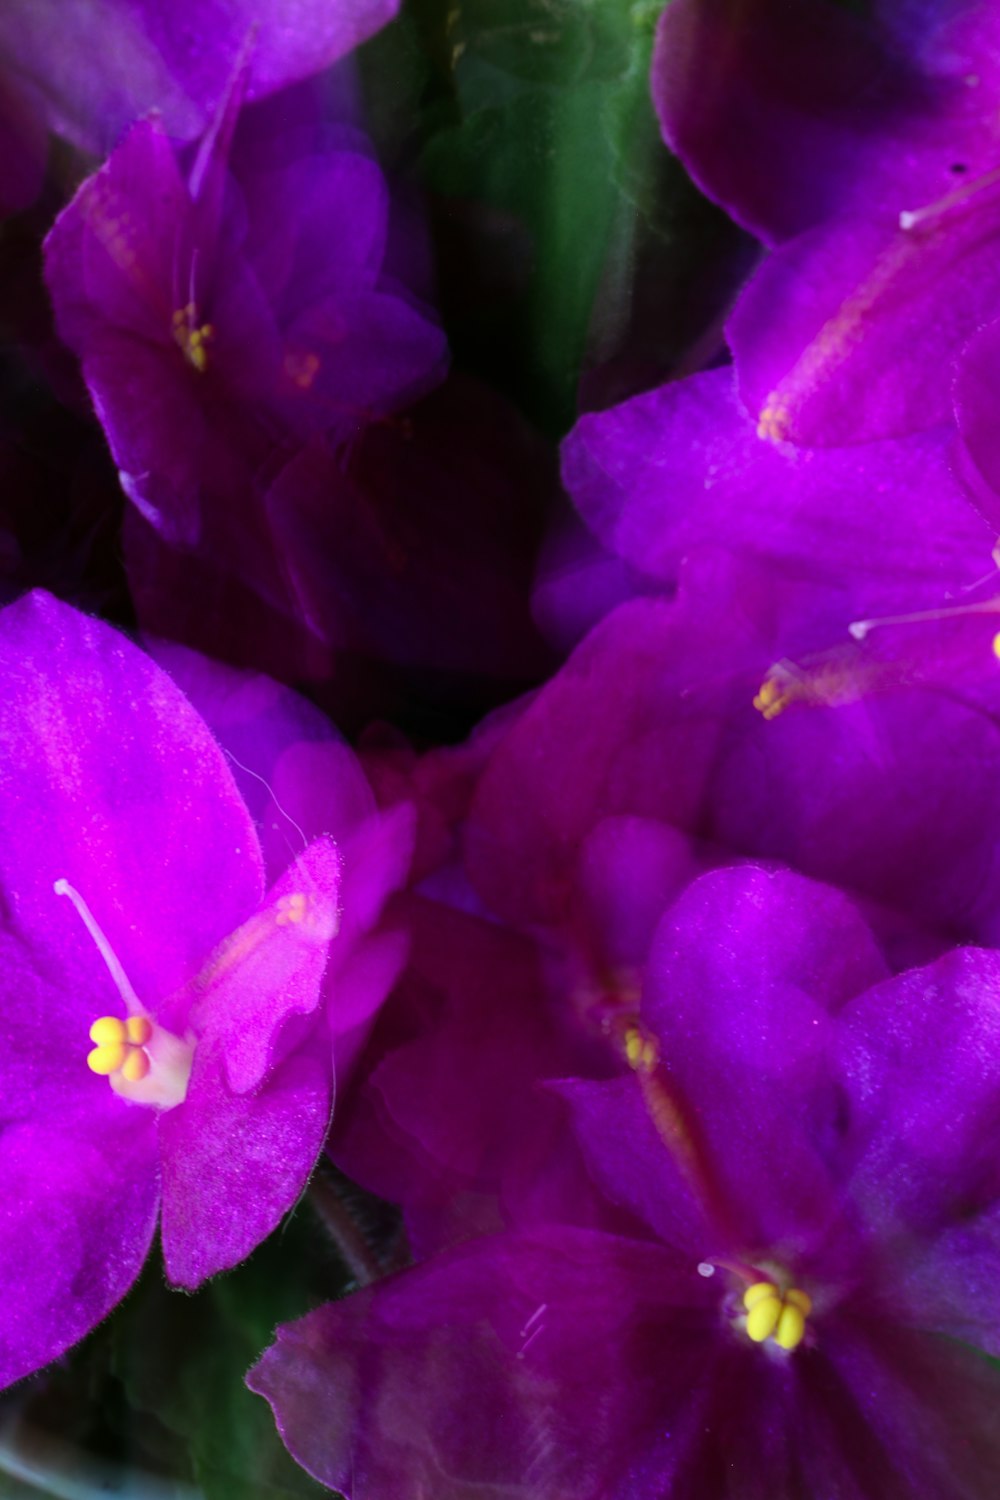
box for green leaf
[108,1205,350,1500]
[412,0,665,431]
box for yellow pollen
[172,302,214,373]
[87,1013,152,1082]
[752,675,789,720]
[992,631,1000,661]
[756,399,790,444]
[623,1023,659,1072]
[89,1015,126,1046]
[275,891,309,927]
[87,1040,127,1075]
[752,646,897,720]
[743,1281,812,1351]
[120,1048,151,1083]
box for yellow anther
[743,1281,779,1309]
[89,1015,127,1046]
[87,1012,152,1082]
[992,631,1000,661]
[743,1282,782,1342]
[785,1287,812,1318]
[774,1302,807,1351]
[752,676,789,720]
[126,1015,153,1045]
[743,1281,811,1351]
[172,302,214,373]
[120,1047,151,1083]
[88,1041,128,1075]
[623,1024,658,1072]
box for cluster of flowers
[3,0,1000,1495]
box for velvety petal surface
[650,0,971,243]
[0,0,400,153]
[728,197,1000,445]
[0,591,264,1004]
[182,835,341,1091]
[147,639,376,880]
[832,947,1000,1354]
[158,1041,333,1289]
[953,314,1000,526]
[563,367,994,605]
[709,682,1000,944]
[641,867,887,1251]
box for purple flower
[466,554,1000,961]
[654,0,1000,444]
[43,80,446,552]
[249,867,1000,1498]
[0,591,344,1390]
[0,0,400,155]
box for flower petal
[158,1041,332,1289]
[248,1227,718,1500]
[0,1113,158,1389]
[0,591,264,1005]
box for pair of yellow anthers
[743,1281,812,1352]
[172,302,214,373]
[87,1014,153,1082]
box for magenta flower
[0,591,343,1390]
[654,0,1000,443]
[249,868,1000,1498]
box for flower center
[54,877,193,1110]
[172,301,214,373]
[743,1280,812,1352]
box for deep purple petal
[709,684,1000,943]
[833,947,1000,1352]
[813,1317,1000,1499]
[652,0,1000,246]
[558,1074,709,1253]
[44,118,190,346]
[0,70,46,218]
[244,152,388,320]
[147,638,377,880]
[248,1227,718,1500]
[728,199,1000,445]
[0,0,400,154]
[639,866,887,1250]
[562,367,993,606]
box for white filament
[53,878,144,1016]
